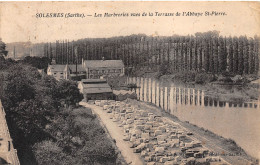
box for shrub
[173,71,196,83]
[195,73,216,84]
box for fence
[127,77,259,110]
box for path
[80,102,143,165]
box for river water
[127,77,260,159]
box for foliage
[0,63,84,165]
[22,56,50,71]
[107,76,127,89]
[195,73,215,84]
[56,80,83,107]
[37,31,259,76]
[0,38,8,56]
[33,107,120,165]
[172,71,196,83]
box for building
[0,100,20,165]
[47,65,66,80]
[64,64,86,81]
[47,59,125,81]
[78,79,114,101]
[47,64,86,81]
[82,60,125,79]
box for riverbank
[127,99,258,165]
[159,74,259,104]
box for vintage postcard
[0,1,260,165]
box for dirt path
[80,102,143,165]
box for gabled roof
[48,65,66,72]
[80,79,112,94]
[83,60,124,68]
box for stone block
[130,136,136,142]
[141,133,150,140]
[160,157,169,163]
[144,125,152,130]
[164,160,178,165]
[126,119,134,124]
[134,125,145,130]
[155,130,162,136]
[158,126,166,132]
[140,110,148,117]
[155,147,165,154]
[157,135,167,141]
[141,150,148,157]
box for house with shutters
[47,65,66,80]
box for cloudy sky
[0,1,259,43]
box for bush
[173,71,196,83]
[195,73,216,84]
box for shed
[78,79,114,101]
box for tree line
[42,31,260,75]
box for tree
[2,64,38,109]
[218,36,226,73]
[254,36,259,75]
[243,37,249,74]
[56,80,83,107]
[233,37,239,74]
[0,38,8,57]
[248,38,255,74]
[238,36,244,75]
[213,37,218,73]
[202,37,210,72]
[227,37,233,73]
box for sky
[0,1,260,43]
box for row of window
[53,72,63,75]
[89,69,122,74]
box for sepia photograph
[0,1,260,165]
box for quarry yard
[79,99,254,165]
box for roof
[83,88,112,94]
[83,60,124,68]
[66,65,86,72]
[48,65,66,72]
[81,79,107,83]
[81,80,112,94]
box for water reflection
[127,77,259,110]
